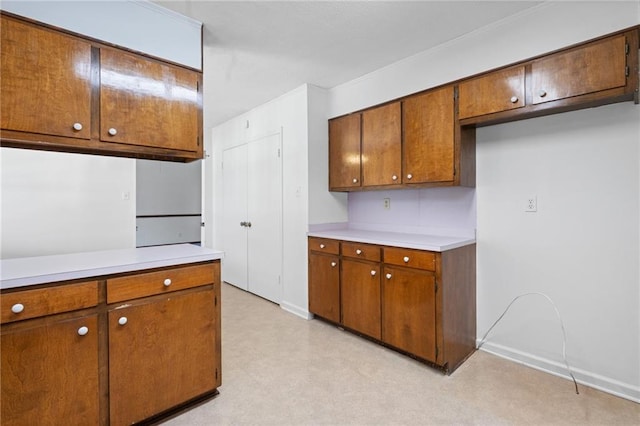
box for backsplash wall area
[347,187,476,237]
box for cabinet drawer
[107,262,218,304]
[341,242,381,262]
[1,281,98,324]
[384,247,436,271]
[308,237,340,255]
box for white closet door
[221,144,248,290]
[247,133,282,303]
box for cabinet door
[100,48,201,152]
[329,113,361,189]
[109,288,217,425]
[1,16,91,140]
[1,315,99,426]
[362,102,401,186]
[382,266,436,362]
[531,35,627,104]
[341,259,381,339]
[309,252,340,323]
[458,66,525,119]
[403,86,455,184]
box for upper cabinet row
[329,27,638,192]
[0,13,203,162]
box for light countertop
[307,229,475,252]
[0,244,224,290]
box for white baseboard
[280,301,312,320]
[477,340,640,403]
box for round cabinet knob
[352,178,358,184]
[240,221,245,227]
[370,270,377,276]
[108,128,118,136]
[386,273,392,280]
[11,303,24,314]
[392,175,398,181]
[356,249,362,255]
[320,244,325,249]
[538,90,547,98]
[330,262,337,267]
[118,317,128,326]
[72,122,83,131]
[163,278,172,287]
[403,256,410,263]
[510,96,519,103]
[406,174,413,180]
[77,326,89,336]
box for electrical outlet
[383,198,391,210]
[525,195,537,212]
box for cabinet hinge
[453,165,457,176]
[435,346,439,359]
[625,66,630,77]
[277,148,281,158]
[435,281,438,293]
[625,43,630,55]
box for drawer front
[308,237,340,255]
[341,241,381,262]
[107,262,218,304]
[384,247,436,271]
[1,281,98,324]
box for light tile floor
[163,283,639,425]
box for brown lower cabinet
[0,260,221,425]
[308,236,476,374]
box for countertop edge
[1,246,224,290]
[307,231,476,252]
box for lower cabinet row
[0,261,221,426]
[308,237,476,373]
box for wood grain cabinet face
[1,314,100,426]
[329,113,362,190]
[108,288,217,426]
[341,258,381,339]
[362,102,401,186]
[382,266,437,362]
[531,35,628,104]
[458,66,526,119]
[403,86,455,184]
[0,15,92,140]
[100,48,201,153]
[308,252,340,323]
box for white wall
[0,148,136,259]
[327,1,640,401]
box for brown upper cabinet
[1,16,93,141]
[530,34,628,105]
[403,86,457,184]
[458,66,526,119]
[0,13,203,162]
[362,102,401,187]
[459,29,638,126]
[329,112,361,190]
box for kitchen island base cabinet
[0,314,100,426]
[0,257,221,426]
[108,288,218,426]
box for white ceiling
[154,1,543,126]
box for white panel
[0,148,136,259]
[136,159,201,215]
[247,133,283,303]
[136,216,201,247]
[221,144,248,290]
[1,0,202,69]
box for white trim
[478,341,640,403]
[280,301,312,320]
